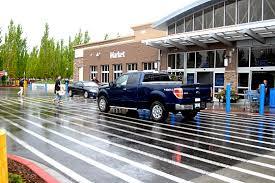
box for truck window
[127,73,140,85]
[143,74,171,82]
[116,75,128,87]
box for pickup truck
[97,72,212,122]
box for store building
[143,0,275,97]
[73,23,165,83]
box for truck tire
[181,111,197,120]
[150,101,168,122]
[98,96,110,112]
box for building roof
[153,0,222,30]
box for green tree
[1,20,28,78]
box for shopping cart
[243,90,260,112]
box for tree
[1,20,28,78]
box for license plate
[195,103,200,108]
[195,98,201,102]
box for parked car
[97,72,212,122]
[68,81,99,99]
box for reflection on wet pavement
[0,88,275,183]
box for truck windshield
[143,74,171,82]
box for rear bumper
[173,101,207,111]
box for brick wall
[73,58,83,82]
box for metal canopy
[143,20,275,50]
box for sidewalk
[205,101,275,116]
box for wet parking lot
[0,88,275,183]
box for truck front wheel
[150,101,168,122]
[98,96,110,112]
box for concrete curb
[8,154,60,183]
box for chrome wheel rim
[99,98,106,111]
[152,104,163,120]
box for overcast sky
[0,0,197,48]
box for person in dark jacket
[54,76,62,103]
[264,80,270,106]
[17,78,24,96]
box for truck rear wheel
[98,96,110,112]
[150,101,168,122]
[181,111,197,120]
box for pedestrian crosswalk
[0,96,274,183]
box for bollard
[226,83,231,113]
[259,84,265,116]
[0,130,8,183]
[44,83,48,93]
[170,113,175,126]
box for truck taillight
[173,88,183,99]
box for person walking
[17,78,24,96]
[54,76,62,103]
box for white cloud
[0,0,196,47]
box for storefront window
[238,73,249,87]
[194,11,202,31]
[143,62,154,70]
[225,0,236,26]
[101,65,109,83]
[264,0,275,20]
[168,54,176,69]
[196,51,214,68]
[127,63,138,71]
[185,15,193,32]
[187,52,195,68]
[176,19,184,33]
[216,50,226,68]
[215,73,224,86]
[238,48,249,67]
[238,0,248,24]
[251,48,275,67]
[90,66,97,80]
[187,73,194,84]
[250,0,262,22]
[214,2,225,27]
[168,23,176,35]
[113,64,122,80]
[176,53,184,69]
[204,6,214,29]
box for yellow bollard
[24,80,28,88]
[0,130,8,183]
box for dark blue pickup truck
[97,72,212,122]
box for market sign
[110,51,126,59]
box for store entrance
[197,72,213,85]
[251,71,275,90]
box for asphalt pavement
[0,88,275,183]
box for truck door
[124,73,140,108]
[109,74,128,106]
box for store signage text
[110,51,126,59]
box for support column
[224,48,238,91]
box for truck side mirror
[109,81,115,87]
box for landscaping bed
[8,158,45,183]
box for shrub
[8,173,25,183]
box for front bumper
[89,92,98,98]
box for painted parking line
[27,97,275,136]
[0,106,245,183]
[14,98,275,151]
[1,100,275,182]
[1,117,144,183]
[4,98,275,161]
[2,117,192,183]
[6,131,93,183]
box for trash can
[270,88,275,108]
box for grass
[8,173,25,183]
